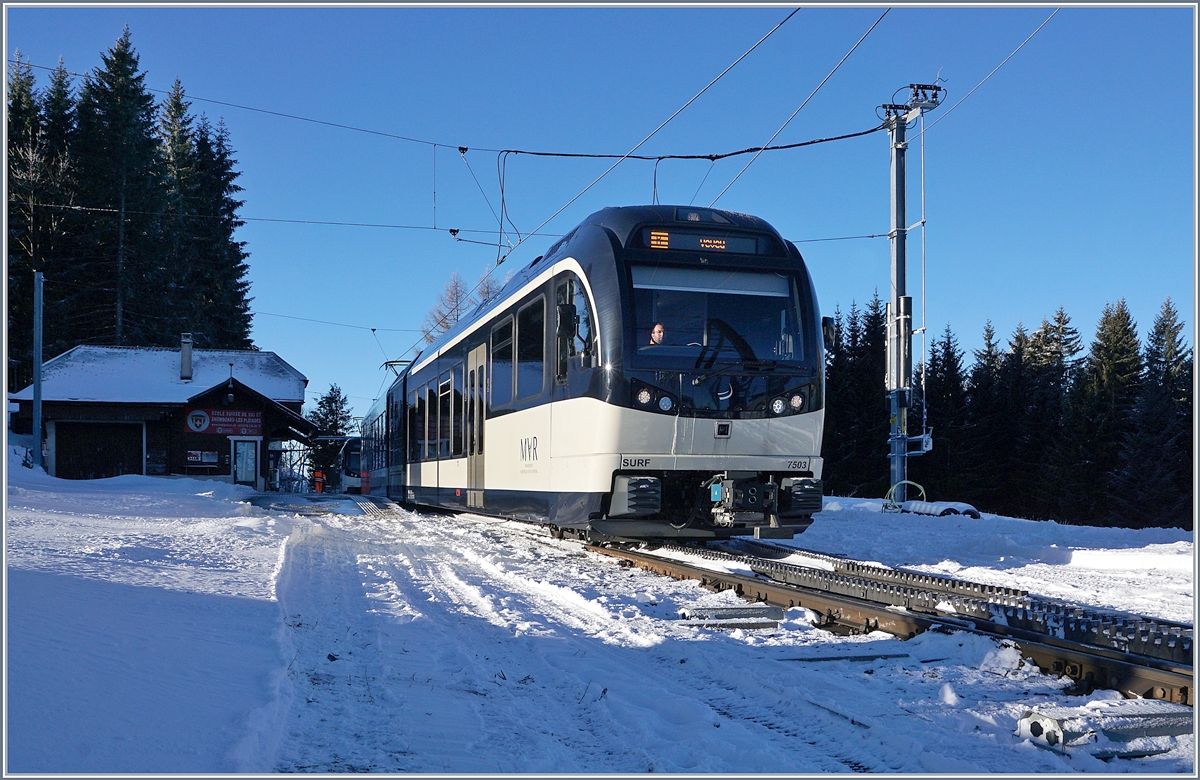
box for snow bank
[6,463,301,772]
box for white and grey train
[361,205,830,540]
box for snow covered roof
[11,345,308,404]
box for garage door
[55,422,143,480]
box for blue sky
[7,6,1195,419]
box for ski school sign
[184,408,263,436]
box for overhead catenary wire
[376,7,806,374]
[911,8,1059,142]
[20,201,564,239]
[486,7,802,270]
[708,7,890,206]
[14,47,875,169]
[459,148,501,226]
[252,310,421,333]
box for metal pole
[880,85,944,506]
[32,270,43,470]
[886,112,910,503]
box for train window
[516,297,545,399]
[452,364,464,457]
[411,389,423,461]
[556,274,595,379]
[491,318,514,407]
[390,392,404,465]
[631,265,805,366]
[438,371,452,459]
[467,369,476,456]
[425,382,437,460]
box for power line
[376,7,805,375]
[488,7,803,280]
[12,53,870,165]
[11,60,477,151]
[252,310,421,333]
[710,8,890,206]
[22,201,564,239]
[913,8,1059,140]
[790,232,888,244]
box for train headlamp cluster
[768,389,807,417]
[631,379,678,415]
[633,379,810,417]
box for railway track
[587,541,1194,706]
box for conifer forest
[7,30,1192,531]
[823,294,1193,530]
[7,28,253,394]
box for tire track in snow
[271,510,847,772]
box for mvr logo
[520,436,538,462]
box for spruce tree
[961,321,1004,509]
[1110,298,1192,528]
[306,384,356,481]
[826,292,889,497]
[820,306,853,495]
[1065,300,1142,524]
[157,79,200,337]
[34,61,83,366]
[910,325,968,501]
[74,26,165,346]
[41,60,76,166]
[191,118,253,348]
[1025,308,1082,517]
[7,53,40,390]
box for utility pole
[880,84,944,503]
[32,270,44,470]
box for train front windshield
[631,265,808,367]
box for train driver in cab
[649,322,666,346]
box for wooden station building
[10,335,317,490]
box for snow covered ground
[5,449,1195,773]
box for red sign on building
[184,408,263,436]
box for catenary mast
[880,84,943,503]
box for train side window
[467,368,476,456]
[491,318,514,407]
[411,390,423,461]
[516,297,545,399]
[556,274,595,379]
[425,382,438,460]
[390,393,404,465]
[438,371,452,459]
[452,364,464,457]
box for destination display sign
[642,228,760,255]
[184,408,263,436]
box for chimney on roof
[180,333,193,380]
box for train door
[466,344,486,508]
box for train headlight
[658,395,674,412]
[790,393,804,411]
[770,397,787,415]
[636,387,653,406]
